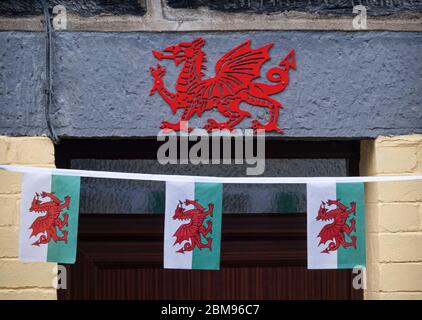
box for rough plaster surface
[0,33,47,136]
[0,0,146,17]
[0,31,421,138]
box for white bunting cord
[1,164,422,184]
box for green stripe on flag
[47,175,80,264]
[192,183,223,270]
[337,182,366,269]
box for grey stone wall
[0,0,146,17]
[1,0,421,32]
[1,0,420,18]
[0,31,421,138]
[167,0,422,16]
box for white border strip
[1,165,422,184]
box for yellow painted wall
[361,134,422,299]
[0,136,57,299]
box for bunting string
[1,165,422,184]
[6,163,422,267]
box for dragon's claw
[204,119,235,132]
[160,121,175,131]
[159,120,170,128]
[351,236,357,248]
[62,231,68,244]
[250,119,263,128]
[150,63,166,79]
[350,218,356,232]
[250,120,283,133]
[63,213,69,227]
[149,64,167,96]
[350,201,357,214]
[160,120,192,132]
[184,199,197,205]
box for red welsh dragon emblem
[149,38,295,132]
[29,192,70,246]
[317,200,357,254]
[173,199,213,254]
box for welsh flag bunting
[164,181,223,270]
[19,173,80,264]
[14,168,369,271]
[307,182,366,269]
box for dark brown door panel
[58,214,362,300]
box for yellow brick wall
[361,134,422,300]
[0,136,57,300]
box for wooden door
[58,214,361,299]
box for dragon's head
[316,201,337,222]
[173,201,192,221]
[152,37,205,66]
[29,193,43,213]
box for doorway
[56,139,362,299]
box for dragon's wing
[30,216,49,237]
[173,224,192,245]
[190,40,272,98]
[318,224,336,245]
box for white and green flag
[19,173,81,264]
[307,182,366,269]
[164,181,223,270]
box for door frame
[56,138,362,299]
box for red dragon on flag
[172,199,214,254]
[317,199,357,254]
[29,192,70,246]
[149,37,295,132]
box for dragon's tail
[176,242,193,254]
[256,49,296,96]
[279,49,296,71]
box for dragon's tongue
[152,50,164,60]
